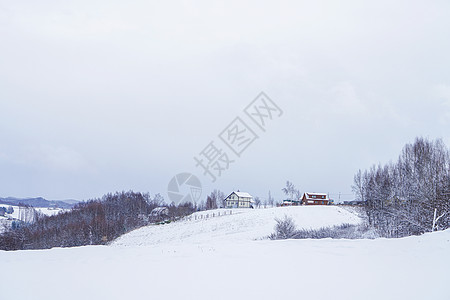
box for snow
[303,192,329,199]
[0,205,65,220]
[0,206,449,300]
[232,191,253,198]
[113,206,361,246]
[0,205,66,232]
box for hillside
[0,205,67,233]
[113,206,361,246]
[0,197,79,209]
[0,206,449,300]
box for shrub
[291,223,378,240]
[269,220,379,240]
[269,215,297,240]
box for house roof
[225,191,253,199]
[303,192,329,200]
[150,207,169,216]
[234,192,252,198]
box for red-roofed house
[302,192,329,205]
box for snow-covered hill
[113,206,361,246]
[0,206,449,300]
[5,205,66,218]
[0,205,66,233]
[0,197,78,209]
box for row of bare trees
[0,191,195,251]
[353,137,450,237]
[205,190,226,210]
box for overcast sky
[1,0,450,203]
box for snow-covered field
[113,206,362,246]
[5,205,65,219]
[0,205,66,232]
[1,206,449,300]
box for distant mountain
[0,197,80,209]
[60,199,81,205]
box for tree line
[353,137,450,237]
[0,191,195,251]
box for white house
[224,191,253,208]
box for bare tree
[254,196,261,208]
[204,190,224,210]
[211,189,226,208]
[352,169,365,202]
[151,193,165,206]
[268,191,274,207]
[0,191,196,251]
[353,137,450,237]
[282,181,300,201]
[205,196,217,210]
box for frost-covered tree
[151,193,165,206]
[267,191,274,207]
[205,196,217,210]
[0,191,195,251]
[282,181,300,201]
[254,196,261,208]
[353,137,450,237]
[212,189,226,208]
[270,215,297,239]
[204,190,224,210]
